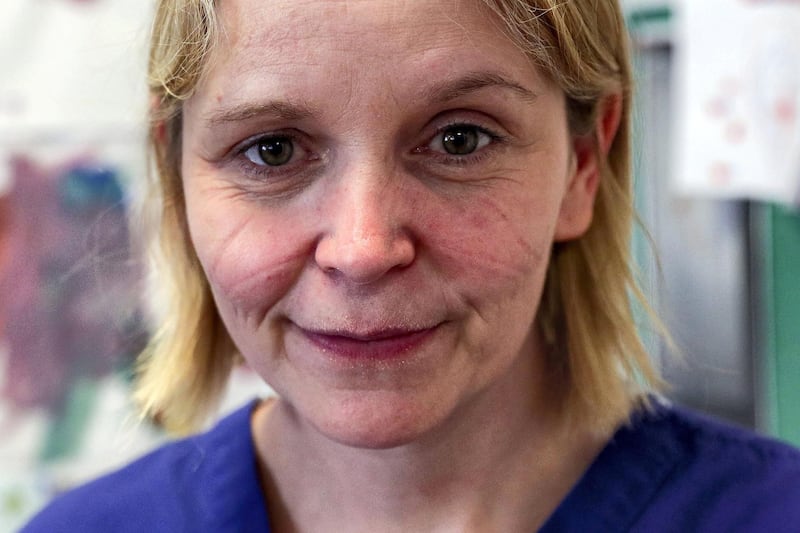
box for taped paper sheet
[673,0,800,204]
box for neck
[252,346,609,532]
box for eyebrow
[202,71,538,127]
[423,71,539,104]
[203,100,317,127]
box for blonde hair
[136,0,665,435]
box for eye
[244,136,295,166]
[430,124,492,155]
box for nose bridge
[315,156,415,283]
[342,170,393,241]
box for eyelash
[419,122,506,166]
[233,132,315,180]
[230,120,507,182]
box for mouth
[297,324,442,360]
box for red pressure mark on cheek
[467,211,489,229]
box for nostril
[313,178,416,283]
[314,230,415,285]
[322,264,341,275]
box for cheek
[420,189,558,295]
[184,182,310,322]
[412,186,559,372]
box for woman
[24,0,800,531]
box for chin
[305,391,449,450]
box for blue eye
[244,137,295,166]
[430,125,492,155]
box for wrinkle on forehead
[214,0,506,62]
[196,0,543,112]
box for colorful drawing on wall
[1,152,147,455]
[1,2,162,529]
[0,146,156,530]
[0,140,274,529]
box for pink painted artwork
[0,153,145,452]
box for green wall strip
[627,4,799,441]
[767,206,800,445]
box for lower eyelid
[249,154,327,190]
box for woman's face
[181,0,598,447]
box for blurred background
[0,0,798,529]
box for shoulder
[22,438,209,532]
[630,401,800,531]
[21,400,265,533]
[648,403,800,485]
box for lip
[297,324,441,360]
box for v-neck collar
[540,401,686,532]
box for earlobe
[554,93,623,242]
[150,94,168,144]
[155,121,167,144]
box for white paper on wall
[673,0,800,204]
[0,0,152,133]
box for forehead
[197,0,546,104]
[217,0,506,54]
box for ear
[150,94,168,144]
[554,93,623,242]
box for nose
[314,172,415,285]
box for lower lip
[299,326,439,361]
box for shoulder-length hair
[136,0,665,435]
